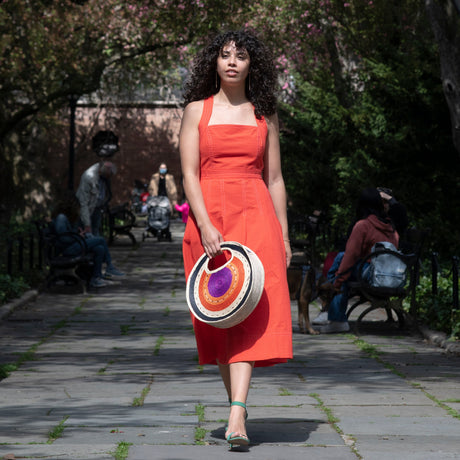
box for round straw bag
[186,241,265,329]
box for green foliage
[275,0,460,256]
[0,275,29,305]
[403,272,459,340]
[1,0,460,257]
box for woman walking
[179,29,293,448]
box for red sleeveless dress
[182,96,293,368]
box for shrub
[404,273,459,340]
[0,275,29,305]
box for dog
[287,265,336,334]
[287,264,318,334]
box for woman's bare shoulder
[184,100,204,118]
[265,112,279,132]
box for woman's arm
[179,101,223,258]
[263,113,292,268]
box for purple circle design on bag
[208,267,233,297]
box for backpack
[363,242,407,289]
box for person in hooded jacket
[318,187,399,333]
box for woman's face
[216,41,250,87]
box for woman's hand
[200,223,224,259]
[284,240,292,268]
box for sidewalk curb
[0,289,39,320]
[418,324,460,355]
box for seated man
[52,191,125,288]
[318,188,399,333]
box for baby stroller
[142,195,172,241]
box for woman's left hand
[284,240,292,268]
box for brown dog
[287,265,319,334]
[287,267,336,334]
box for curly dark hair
[182,29,279,119]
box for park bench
[346,246,418,332]
[105,204,137,246]
[37,221,94,292]
[337,227,428,332]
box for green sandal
[226,401,249,448]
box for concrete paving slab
[2,443,116,460]
[54,425,196,446]
[338,414,460,436]
[128,444,357,459]
[1,221,460,460]
[355,434,460,460]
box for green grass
[153,335,165,356]
[195,403,205,422]
[47,416,69,443]
[194,427,207,445]
[279,387,293,396]
[132,379,153,407]
[113,441,132,460]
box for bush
[0,275,29,305]
[404,273,459,340]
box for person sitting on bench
[319,187,399,333]
[52,191,125,288]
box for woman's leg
[218,362,231,402]
[225,361,254,439]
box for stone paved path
[0,221,459,460]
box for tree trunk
[425,0,460,154]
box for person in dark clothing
[148,163,178,212]
[52,191,125,288]
[318,188,399,333]
[377,187,409,238]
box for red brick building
[49,102,185,207]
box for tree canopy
[1,0,459,256]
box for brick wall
[48,103,185,207]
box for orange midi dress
[182,96,293,368]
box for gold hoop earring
[215,72,219,90]
[248,74,251,91]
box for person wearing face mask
[148,162,178,211]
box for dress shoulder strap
[199,96,213,129]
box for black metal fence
[2,216,459,328]
[1,221,45,279]
[431,253,459,311]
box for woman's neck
[215,85,248,107]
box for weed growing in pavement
[422,390,460,420]
[279,387,293,396]
[132,377,153,407]
[351,335,406,378]
[1,296,92,379]
[163,306,170,316]
[195,403,205,422]
[153,335,165,356]
[47,416,69,443]
[113,441,132,460]
[0,363,17,379]
[351,336,460,421]
[194,427,207,444]
[194,404,207,445]
[310,393,362,459]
